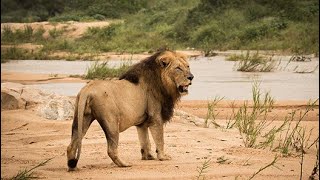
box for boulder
[37,98,74,120]
[1,82,75,120]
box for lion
[67,50,194,170]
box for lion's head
[156,51,193,97]
[119,50,194,122]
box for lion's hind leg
[67,113,94,171]
[98,118,131,167]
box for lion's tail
[75,92,87,160]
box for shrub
[234,82,275,148]
[234,51,278,72]
[85,61,131,79]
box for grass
[11,157,53,180]
[248,155,279,180]
[228,82,318,156]
[309,142,319,179]
[233,51,279,72]
[204,96,224,128]
[1,25,45,44]
[226,101,237,129]
[84,60,131,79]
[1,47,56,61]
[274,99,319,156]
[196,159,211,180]
[234,82,275,148]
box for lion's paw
[158,154,171,161]
[120,163,132,167]
[142,153,155,160]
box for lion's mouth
[178,85,189,93]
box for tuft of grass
[204,96,224,128]
[1,47,29,60]
[248,155,279,180]
[274,99,319,156]
[226,53,244,61]
[226,101,237,129]
[85,61,131,80]
[1,47,52,61]
[234,51,278,72]
[1,25,45,44]
[231,83,318,154]
[309,141,319,180]
[196,159,211,180]
[48,28,64,39]
[234,82,275,148]
[11,157,53,180]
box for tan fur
[67,50,193,170]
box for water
[2,57,319,100]
[1,60,134,75]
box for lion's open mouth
[178,85,189,93]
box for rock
[1,82,28,110]
[1,82,75,120]
[174,109,205,127]
[37,98,74,120]
[1,90,26,110]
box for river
[2,56,319,100]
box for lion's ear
[158,57,171,68]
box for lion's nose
[187,73,194,81]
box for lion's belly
[89,80,148,132]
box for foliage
[234,82,275,148]
[230,82,319,156]
[85,61,131,79]
[196,159,211,180]
[204,96,224,128]
[1,0,319,54]
[234,51,279,72]
[11,158,53,180]
[1,26,45,44]
[248,155,279,180]
[1,0,148,22]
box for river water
[2,56,319,100]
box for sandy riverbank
[1,72,319,180]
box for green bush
[234,51,278,72]
[85,61,131,79]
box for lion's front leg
[136,126,155,160]
[149,124,171,161]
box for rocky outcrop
[1,82,75,120]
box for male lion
[67,50,194,170]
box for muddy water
[1,56,319,100]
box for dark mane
[119,50,178,122]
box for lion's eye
[175,67,182,71]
